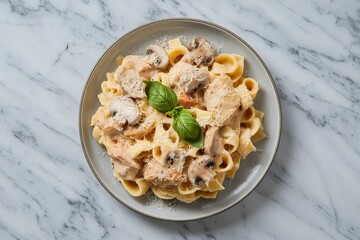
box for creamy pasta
[91,37,266,203]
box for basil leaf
[143,81,203,147]
[173,109,204,148]
[144,81,178,113]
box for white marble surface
[0,0,359,239]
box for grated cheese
[145,192,179,210]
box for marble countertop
[1,0,359,239]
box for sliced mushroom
[204,126,221,157]
[179,68,210,93]
[144,44,169,69]
[162,149,178,164]
[188,155,216,185]
[109,96,141,126]
[181,37,215,66]
[162,149,185,169]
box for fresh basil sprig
[144,81,204,147]
[166,106,184,118]
[171,107,204,148]
[144,80,178,113]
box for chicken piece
[178,91,200,108]
[178,89,206,109]
[179,68,210,93]
[112,158,138,181]
[168,62,195,87]
[114,57,158,98]
[102,118,126,135]
[144,158,187,187]
[123,108,160,139]
[107,137,140,169]
[204,126,221,157]
[204,78,241,126]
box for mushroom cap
[187,155,216,185]
[109,96,141,126]
[184,37,215,66]
[145,44,169,69]
[188,37,204,51]
[204,126,221,157]
[179,68,210,93]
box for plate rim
[79,18,282,221]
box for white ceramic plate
[79,18,281,221]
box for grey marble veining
[1,0,360,239]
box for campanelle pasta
[90,37,266,203]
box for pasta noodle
[215,150,234,173]
[241,106,256,123]
[229,54,245,84]
[242,78,258,99]
[167,38,189,65]
[90,37,266,203]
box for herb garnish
[144,81,177,113]
[144,81,204,147]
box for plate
[79,18,281,221]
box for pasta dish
[90,37,266,203]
